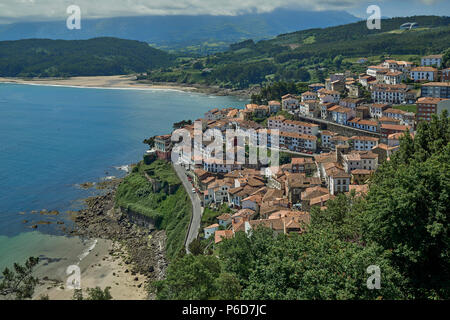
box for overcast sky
[0,0,449,23]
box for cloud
[0,0,446,23]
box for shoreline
[0,75,254,99]
[32,238,149,300]
[29,178,166,300]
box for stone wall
[296,114,381,138]
[120,206,157,230]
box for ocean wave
[114,164,130,173]
[77,239,98,263]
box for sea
[0,82,247,273]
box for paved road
[173,164,203,253]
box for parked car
[192,188,196,193]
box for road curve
[173,164,203,253]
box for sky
[0,0,449,24]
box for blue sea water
[0,83,246,270]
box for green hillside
[0,37,174,77]
[145,16,450,89]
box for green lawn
[393,104,417,114]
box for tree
[363,112,450,299]
[188,238,205,256]
[192,61,204,70]
[443,48,450,68]
[316,69,325,83]
[154,254,221,300]
[173,119,192,130]
[215,272,241,300]
[0,257,39,300]
[143,136,155,149]
[72,287,113,300]
[333,55,343,69]
[240,229,407,300]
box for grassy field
[115,160,192,260]
[393,104,417,113]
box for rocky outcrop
[70,184,168,297]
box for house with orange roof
[324,165,351,195]
[278,131,318,152]
[318,88,340,103]
[410,66,438,82]
[369,103,390,118]
[420,82,450,99]
[329,106,355,125]
[285,173,321,204]
[281,94,300,111]
[301,91,317,102]
[268,100,281,114]
[204,223,219,239]
[416,97,450,122]
[349,136,379,151]
[380,123,412,139]
[290,157,316,174]
[421,54,443,68]
[371,84,415,104]
[216,213,232,227]
[330,135,350,150]
[242,194,262,213]
[348,184,369,197]
[342,151,379,173]
[320,130,339,149]
[214,230,234,244]
[308,83,325,92]
[300,186,330,211]
[246,212,311,236]
[351,169,373,184]
[371,143,398,163]
[383,70,406,85]
[442,68,450,82]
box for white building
[342,151,378,173]
[301,91,317,102]
[350,136,379,151]
[421,54,443,68]
[281,94,300,111]
[317,88,340,104]
[410,67,437,82]
[204,223,219,239]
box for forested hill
[0,9,359,54]
[0,37,174,77]
[144,15,450,89]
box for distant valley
[0,9,359,54]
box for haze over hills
[0,9,359,54]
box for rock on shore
[70,182,168,298]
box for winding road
[173,164,203,253]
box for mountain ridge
[0,9,360,54]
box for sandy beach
[0,75,197,92]
[32,238,149,300]
[0,75,254,98]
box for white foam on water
[77,239,98,263]
[114,164,130,173]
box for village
[148,53,450,248]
